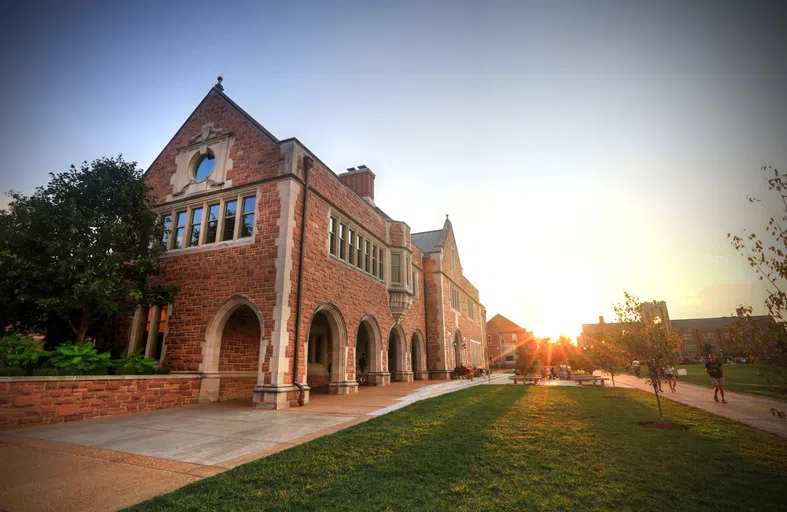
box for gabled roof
[487,313,523,331]
[411,217,451,253]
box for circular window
[194,154,216,181]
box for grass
[635,363,787,401]
[126,386,787,512]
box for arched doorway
[199,295,265,403]
[454,330,464,368]
[411,330,428,380]
[305,304,355,395]
[356,316,384,386]
[388,324,413,382]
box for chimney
[599,316,604,324]
[338,165,376,206]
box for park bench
[573,376,609,386]
[510,375,542,385]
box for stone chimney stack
[338,165,375,206]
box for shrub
[32,367,61,376]
[155,367,172,375]
[113,351,156,375]
[0,365,25,377]
[46,341,112,375]
[0,333,46,375]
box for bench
[573,376,609,386]
[510,375,542,385]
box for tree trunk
[611,373,617,397]
[75,307,92,345]
[653,381,664,422]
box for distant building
[579,302,770,361]
[486,314,530,368]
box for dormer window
[194,154,216,181]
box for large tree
[728,165,787,390]
[0,157,177,343]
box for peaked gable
[487,314,522,332]
[144,87,282,204]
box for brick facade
[106,84,487,410]
[0,375,200,430]
[486,314,529,369]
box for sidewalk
[613,374,787,438]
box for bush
[113,351,156,375]
[0,333,46,375]
[46,341,112,375]
[32,367,61,376]
[155,367,172,375]
[0,365,25,377]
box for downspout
[292,155,314,406]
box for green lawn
[126,386,786,512]
[657,364,785,401]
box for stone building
[110,80,487,409]
[485,314,530,368]
[579,302,770,361]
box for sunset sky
[2,1,785,339]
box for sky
[2,0,786,339]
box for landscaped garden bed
[126,385,787,512]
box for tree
[608,292,681,420]
[0,157,177,343]
[728,165,787,390]
[585,337,628,396]
[515,334,539,374]
[702,343,713,357]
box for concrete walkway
[613,374,787,438]
[0,378,489,512]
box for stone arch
[356,315,383,385]
[454,329,464,367]
[388,323,413,382]
[306,303,353,394]
[201,295,265,374]
[411,330,428,380]
[199,295,265,403]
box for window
[356,235,363,269]
[391,254,401,283]
[468,298,475,321]
[161,214,171,249]
[174,211,187,249]
[505,355,515,362]
[685,343,697,350]
[240,196,255,238]
[329,217,337,255]
[339,224,346,260]
[205,204,219,244]
[189,207,203,247]
[372,246,378,277]
[159,190,256,251]
[222,200,237,241]
[413,272,417,297]
[450,287,461,311]
[194,154,216,181]
[348,230,355,265]
[379,248,384,280]
[365,241,370,272]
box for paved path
[613,374,787,438]
[0,378,492,512]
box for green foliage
[113,351,156,375]
[0,332,46,375]
[728,165,787,390]
[31,367,61,376]
[45,341,112,375]
[0,365,25,376]
[514,335,539,374]
[155,366,171,375]
[0,156,177,343]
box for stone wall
[0,374,200,430]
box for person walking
[664,364,677,392]
[705,353,726,403]
[358,353,368,385]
